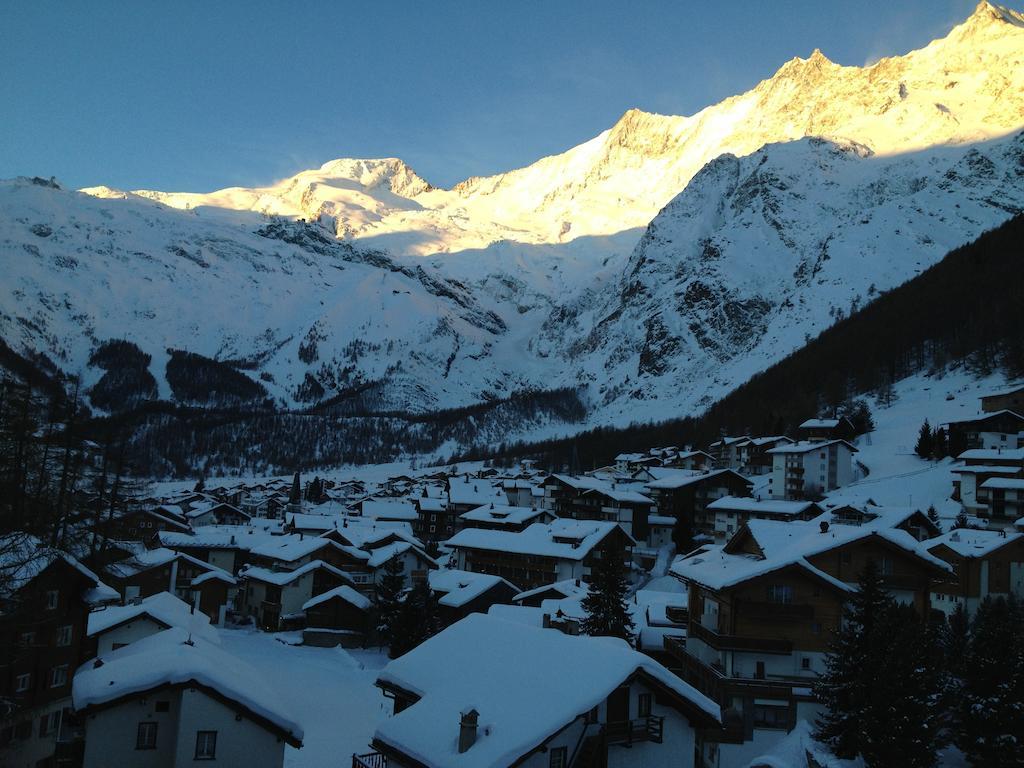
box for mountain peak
[314,157,433,197]
[968,1,1024,27]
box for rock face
[2,2,1024,439]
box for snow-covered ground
[218,629,390,767]
[828,368,1008,527]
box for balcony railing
[606,716,664,746]
[688,619,793,654]
[352,752,387,768]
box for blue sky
[0,1,980,191]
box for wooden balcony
[688,619,793,654]
[606,716,664,746]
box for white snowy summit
[2,1,1024,447]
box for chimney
[819,521,830,534]
[458,709,479,754]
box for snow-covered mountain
[2,2,1024,440]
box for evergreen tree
[193,475,205,492]
[671,512,695,555]
[952,511,970,530]
[580,545,635,645]
[857,603,945,768]
[288,471,301,505]
[814,561,893,758]
[915,419,934,459]
[932,427,948,460]
[956,596,1024,767]
[374,555,406,651]
[926,505,941,530]
[388,579,441,658]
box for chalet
[767,440,857,501]
[614,452,662,472]
[183,501,252,527]
[538,474,608,515]
[980,383,1024,413]
[708,436,750,470]
[447,476,508,516]
[644,469,753,536]
[946,410,1024,450]
[667,519,950,760]
[977,477,1024,527]
[364,541,437,587]
[446,519,636,592]
[103,547,229,606]
[664,450,716,472]
[822,502,941,542]
[301,585,373,647]
[951,446,1024,523]
[73,628,302,768]
[925,529,1024,617]
[248,535,372,584]
[157,524,282,575]
[501,478,539,507]
[735,437,793,475]
[705,497,823,541]
[103,506,191,542]
[414,495,457,543]
[0,536,118,768]
[796,417,856,443]
[428,569,520,626]
[86,592,219,654]
[238,560,359,630]
[459,503,554,532]
[357,613,720,768]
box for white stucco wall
[96,617,167,655]
[81,687,287,768]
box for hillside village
[2,373,1022,768]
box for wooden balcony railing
[688,620,793,654]
[352,752,387,768]
[605,716,664,746]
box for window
[429,525,436,533]
[38,711,60,737]
[48,665,68,688]
[753,705,790,730]
[801,657,811,670]
[195,730,217,760]
[766,584,793,604]
[45,590,59,610]
[19,631,35,647]
[877,556,894,576]
[15,674,31,693]
[56,625,73,647]
[136,721,158,750]
[155,701,170,713]
[812,621,823,635]
[549,746,567,768]
[638,693,652,718]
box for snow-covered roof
[366,541,436,569]
[671,519,950,592]
[447,477,506,507]
[240,559,356,587]
[417,496,447,512]
[302,584,372,612]
[926,528,1023,558]
[645,468,749,490]
[446,520,631,561]
[428,569,516,608]
[957,447,1024,461]
[459,504,547,526]
[707,497,820,516]
[799,418,841,429]
[360,499,419,521]
[104,547,212,579]
[158,524,281,551]
[767,439,857,455]
[950,464,1022,475]
[581,486,653,504]
[250,535,367,564]
[87,592,219,644]
[0,534,107,599]
[73,627,303,745]
[980,477,1024,490]
[373,614,718,767]
[511,578,589,604]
